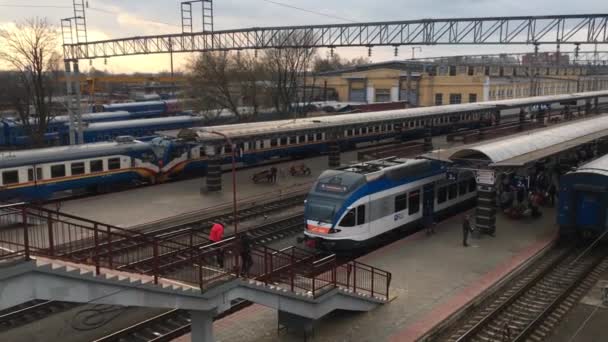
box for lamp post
[208,130,238,234]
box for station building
[308,60,608,107]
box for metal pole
[64,60,76,145]
[47,212,54,256]
[210,131,238,234]
[73,60,84,144]
[22,208,30,261]
[107,226,113,268]
[93,223,100,275]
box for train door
[575,191,602,228]
[423,183,435,224]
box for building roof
[315,60,426,77]
[83,116,200,132]
[429,115,608,167]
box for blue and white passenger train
[303,157,477,250]
[0,138,160,201]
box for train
[0,138,159,201]
[96,99,183,116]
[0,115,204,147]
[558,154,608,238]
[302,157,478,250]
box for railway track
[443,243,608,342]
[62,193,307,263]
[0,300,77,331]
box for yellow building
[309,61,608,107]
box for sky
[0,0,606,73]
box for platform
[177,207,559,342]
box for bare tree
[263,33,317,116]
[188,51,266,122]
[313,53,370,73]
[0,17,61,146]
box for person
[547,183,557,207]
[462,215,471,247]
[239,233,253,277]
[209,222,225,268]
[270,167,278,183]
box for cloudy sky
[0,0,605,73]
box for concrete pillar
[493,110,501,126]
[390,86,399,102]
[518,108,526,130]
[191,310,215,342]
[594,97,600,114]
[424,125,433,151]
[206,146,222,192]
[328,140,341,168]
[476,184,497,236]
[366,87,375,104]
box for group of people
[208,222,254,276]
[266,167,279,183]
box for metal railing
[0,205,391,300]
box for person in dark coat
[270,167,278,183]
[462,215,471,247]
[548,184,557,207]
[240,233,253,277]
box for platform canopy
[427,115,608,168]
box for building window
[435,93,443,105]
[449,93,462,104]
[467,66,474,76]
[71,162,85,176]
[51,165,66,179]
[108,158,121,170]
[90,160,103,173]
[375,89,391,102]
[449,65,457,76]
[2,170,19,185]
[395,193,408,212]
[469,94,477,103]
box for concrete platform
[175,207,558,342]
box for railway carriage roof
[159,91,608,142]
[0,141,151,169]
[573,154,608,177]
[82,116,200,132]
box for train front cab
[558,173,608,238]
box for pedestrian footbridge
[0,204,391,341]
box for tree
[313,53,370,73]
[263,33,317,116]
[188,51,266,122]
[0,17,61,146]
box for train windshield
[305,170,366,224]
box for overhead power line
[260,0,357,23]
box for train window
[289,136,297,144]
[71,162,85,176]
[437,187,447,204]
[409,191,420,215]
[51,165,66,179]
[270,139,278,147]
[307,134,315,142]
[357,205,366,225]
[448,183,458,200]
[259,140,265,149]
[347,129,353,137]
[224,144,232,153]
[459,181,468,195]
[469,178,477,192]
[108,158,121,170]
[36,168,43,180]
[280,137,287,145]
[339,209,356,227]
[28,169,34,182]
[316,133,323,141]
[299,135,305,143]
[2,170,19,185]
[394,193,408,212]
[90,160,103,173]
[409,121,414,128]
[374,126,380,132]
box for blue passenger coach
[558,154,608,237]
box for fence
[0,204,391,300]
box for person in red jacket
[209,222,225,268]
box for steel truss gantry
[63,14,608,61]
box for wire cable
[260,0,358,23]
